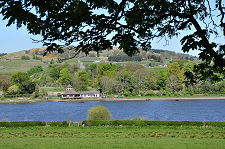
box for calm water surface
[0,99,225,121]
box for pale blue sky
[0,14,199,56]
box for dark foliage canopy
[1,0,225,80]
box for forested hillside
[1,48,224,98]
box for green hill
[0,47,198,75]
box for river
[0,99,225,121]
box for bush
[88,106,112,120]
[32,56,42,60]
[50,59,55,64]
[27,66,43,76]
[0,96,6,100]
[21,55,30,60]
[57,93,61,97]
[144,90,155,96]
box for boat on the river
[146,98,151,101]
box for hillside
[0,47,198,75]
[1,47,224,99]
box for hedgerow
[0,121,46,127]
[82,120,225,127]
[49,121,69,127]
[1,120,225,128]
[0,121,69,127]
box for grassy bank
[1,123,225,148]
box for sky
[0,13,199,56]
[0,15,43,54]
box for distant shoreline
[112,96,225,101]
[1,96,225,103]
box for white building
[61,85,100,99]
[80,91,100,98]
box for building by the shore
[61,85,100,99]
[80,91,100,98]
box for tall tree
[77,71,89,91]
[59,68,72,86]
[1,0,225,79]
[0,75,11,92]
[167,62,185,91]
[133,68,149,95]
[156,70,168,90]
[11,72,35,94]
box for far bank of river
[1,96,225,103]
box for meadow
[0,125,225,149]
[0,57,165,76]
[0,59,46,75]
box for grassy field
[65,57,102,63]
[0,56,166,76]
[0,125,225,148]
[149,67,167,71]
[0,59,46,75]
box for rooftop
[62,89,79,95]
[67,84,72,88]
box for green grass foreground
[1,125,225,149]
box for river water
[0,99,225,121]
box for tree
[7,85,20,95]
[133,68,149,95]
[0,75,11,92]
[167,62,185,91]
[11,72,35,94]
[59,68,72,86]
[99,76,117,95]
[49,65,64,80]
[1,0,225,79]
[124,63,145,72]
[116,70,135,95]
[77,71,89,91]
[34,84,40,98]
[70,64,79,73]
[11,72,30,85]
[27,66,43,76]
[156,71,167,90]
[97,64,116,77]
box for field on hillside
[65,57,168,71]
[65,57,103,63]
[0,125,225,149]
[0,57,166,76]
[0,59,46,75]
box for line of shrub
[1,120,225,128]
[82,120,225,127]
[0,121,69,127]
[48,121,69,127]
[0,121,46,127]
